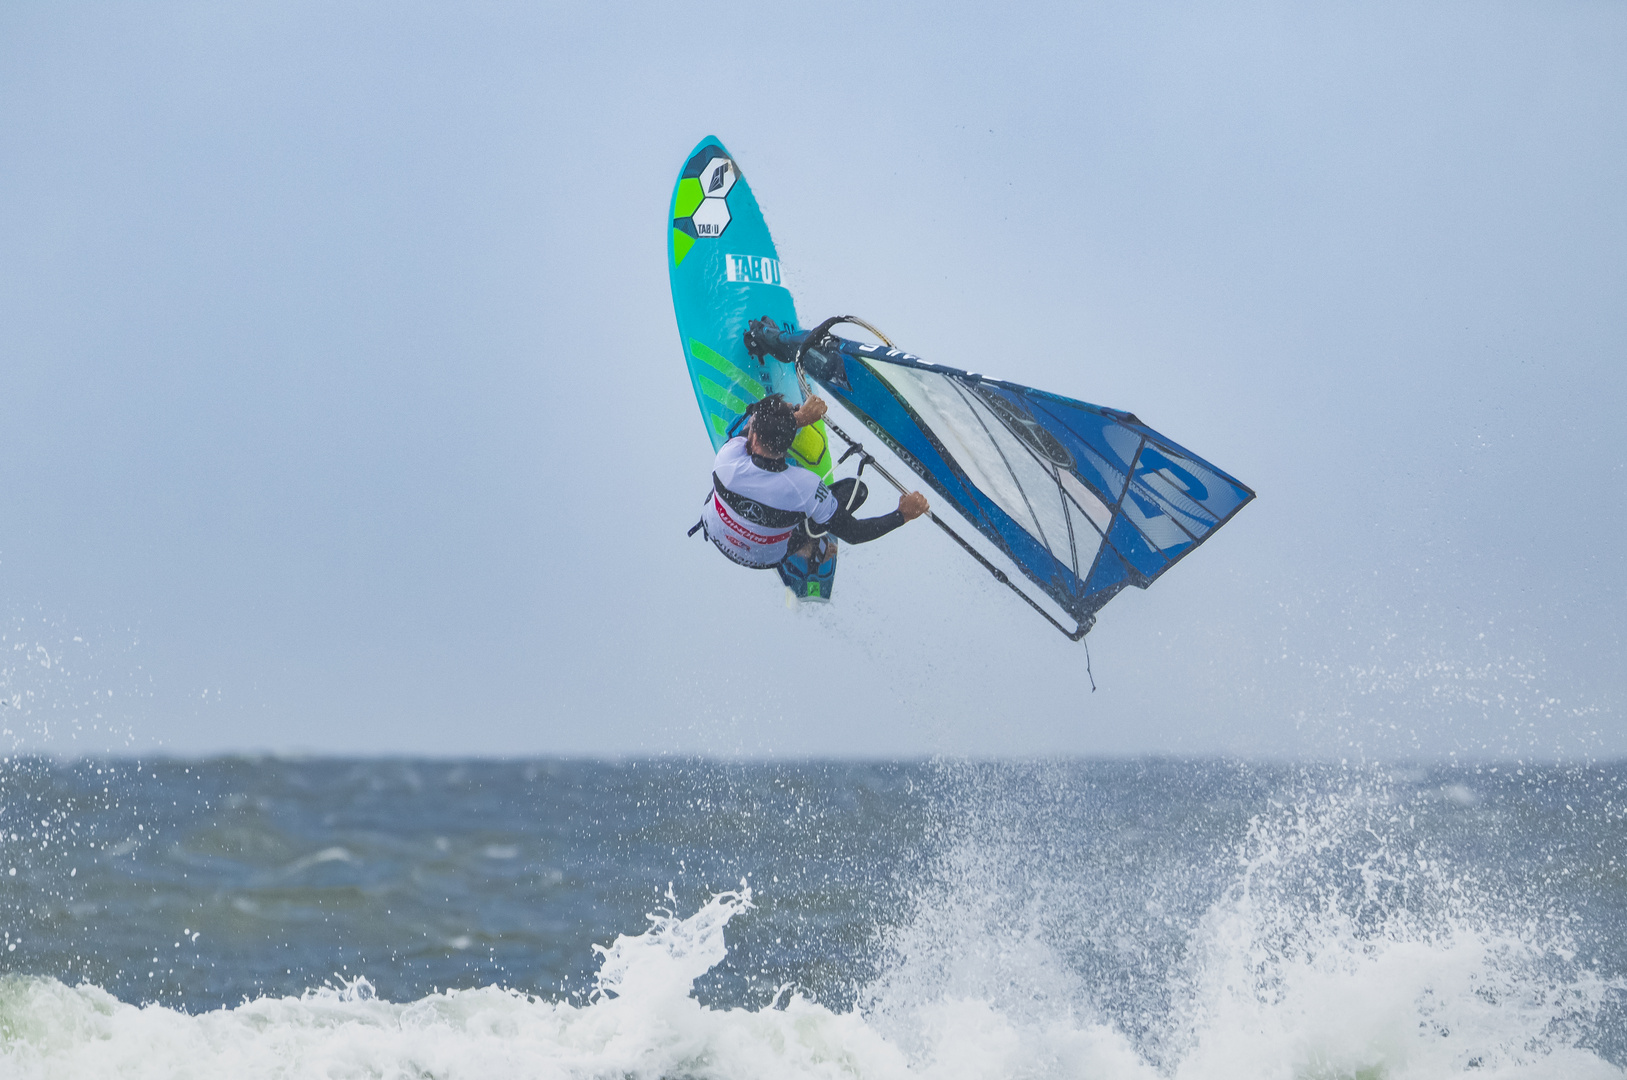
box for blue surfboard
[668,137,838,601]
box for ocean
[0,756,1623,1078]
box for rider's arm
[825,509,905,544]
[822,491,928,545]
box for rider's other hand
[899,492,929,521]
[793,396,827,426]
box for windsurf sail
[745,318,1255,639]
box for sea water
[0,757,1622,1078]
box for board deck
[669,137,838,601]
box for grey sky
[2,2,1622,759]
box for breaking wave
[0,768,1621,1079]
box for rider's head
[746,394,798,456]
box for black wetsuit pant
[791,478,907,550]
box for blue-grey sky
[2,2,1622,758]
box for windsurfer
[695,393,928,569]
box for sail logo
[725,255,785,288]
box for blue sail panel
[1121,483,1198,556]
[1084,546,1131,597]
[1107,513,1169,580]
[1130,442,1249,526]
[801,336,1255,626]
[824,356,1097,617]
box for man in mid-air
[696,393,929,571]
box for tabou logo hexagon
[672,146,736,265]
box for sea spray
[592,885,749,1003]
[4,861,1609,1079]
[863,759,1239,1058]
[1162,777,1623,1078]
[862,760,1624,1079]
[0,759,1622,1079]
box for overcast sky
[1,1,1622,759]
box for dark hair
[746,393,798,454]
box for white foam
[1,827,1621,1079]
[0,888,908,1080]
